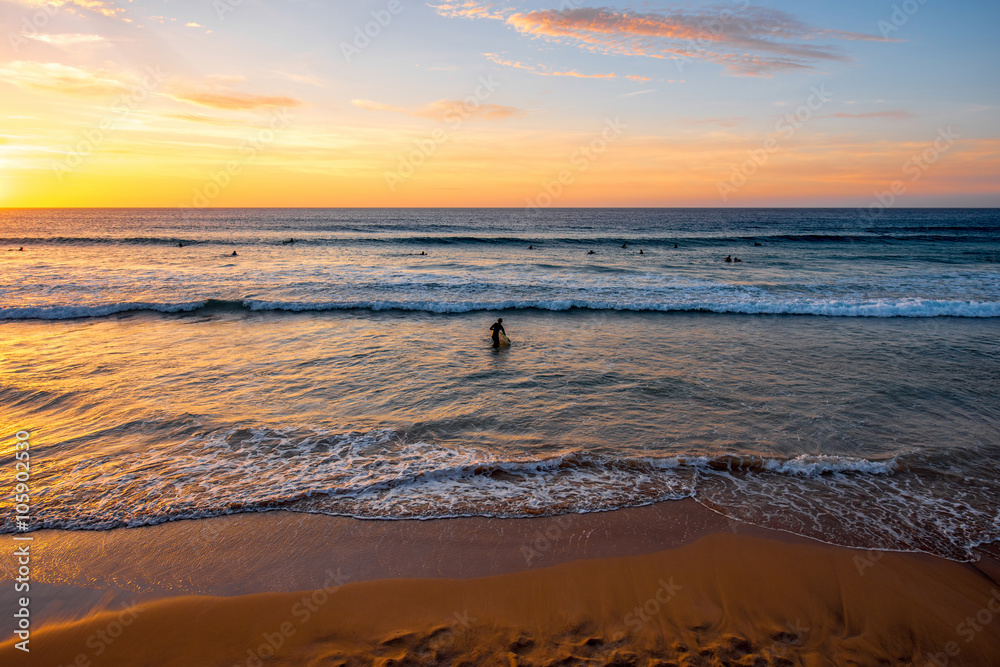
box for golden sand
[4,529,999,666]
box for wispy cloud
[618,88,657,98]
[828,110,915,120]
[439,4,896,76]
[428,1,508,21]
[352,98,522,121]
[0,61,131,95]
[483,52,622,79]
[22,33,106,46]
[167,91,302,110]
[164,113,254,126]
[14,0,124,19]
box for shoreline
[3,501,1000,665]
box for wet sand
[3,501,999,665]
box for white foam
[4,425,995,560]
[761,454,897,475]
[0,301,208,320]
[3,296,998,320]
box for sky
[0,0,998,207]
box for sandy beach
[3,500,999,666]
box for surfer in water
[489,318,506,348]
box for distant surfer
[283,238,295,244]
[587,250,596,255]
[754,242,763,246]
[231,251,238,257]
[724,255,732,262]
[621,243,627,248]
[17,246,24,251]
[489,318,506,348]
[528,245,534,250]
[734,257,743,263]
[639,249,644,255]
[177,242,184,247]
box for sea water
[1,208,997,561]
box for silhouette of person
[734,257,742,263]
[639,249,644,255]
[489,318,506,348]
[724,255,732,263]
[587,250,596,255]
[231,251,238,257]
[621,243,627,248]
[17,247,24,251]
[528,245,534,250]
[178,242,184,247]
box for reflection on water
[2,310,998,559]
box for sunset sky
[1,0,998,207]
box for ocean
[1,208,998,561]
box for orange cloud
[168,92,301,110]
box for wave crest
[2,297,998,320]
